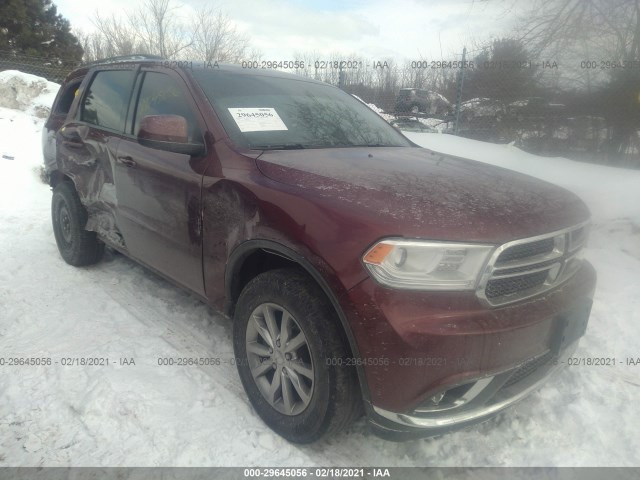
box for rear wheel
[51,181,104,266]
[233,268,361,443]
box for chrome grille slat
[492,251,563,271]
[476,221,589,307]
[491,261,561,279]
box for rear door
[57,68,136,241]
[113,68,208,296]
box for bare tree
[191,6,250,63]
[81,0,256,62]
[507,0,640,165]
[514,0,640,59]
[134,0,191,58]
[93,13,141,57]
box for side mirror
[138,115,205,156]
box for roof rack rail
[85,54,165,66]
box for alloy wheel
[245,302,315,415]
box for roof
[84,54,164,66]
[64,55,328,86]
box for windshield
[191,69,412,150]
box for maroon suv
[42,56,596,443]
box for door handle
[117,155,137,167]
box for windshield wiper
[251,143,307,150]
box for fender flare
[225,239,372,405]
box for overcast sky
[55,0,519,61]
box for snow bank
[0,70,60,119]
[0,70,59,174]
[352,96,448,129]
[352,95,395,122]
[0,107,47,174]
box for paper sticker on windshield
[228,108,288,132]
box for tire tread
[233,268,361,443]
[52,181,104,266]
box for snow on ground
[1,71,639,467]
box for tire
[51,181,104,266]
[233,268,361,443]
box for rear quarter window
[55,77,83,116]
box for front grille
[485,270,549,299]
[478,222,589,306]
[496,237,555,264]
[503,351,554,388]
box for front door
[113,69,208,296]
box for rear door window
[80,70,134,131]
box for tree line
[1,0,639,164]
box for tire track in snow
[89,252,247,400]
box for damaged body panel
[57,122,124,249]
[44,59,597,442]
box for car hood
[255,146,590,243]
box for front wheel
[233,268,361,443]
[51,181,104,266]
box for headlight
[362,239,495,290]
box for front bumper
[367,338,580,440]
[344,261,596,440]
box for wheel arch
[48,170,73,188]
[225,239,372,404]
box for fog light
[430,392,445,405]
